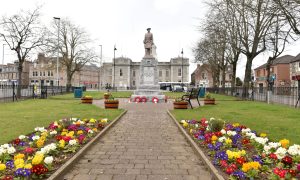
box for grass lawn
[50,91,133,100]
[163,92,186,99]
[0,97,124,144]
[170,94,300,144]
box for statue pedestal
[131,57,165,103]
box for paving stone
[60,101,211,179]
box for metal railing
[0,84,68,103]
[205,86,300,108]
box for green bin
[74,89,83,98]
[199,87,206,98]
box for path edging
[167,111,225,180]
[47,110,127,180]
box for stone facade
[30,53,99,88]
[100,56,189,89]
[0,61,31,85]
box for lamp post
[113,45,117,90]
[98,45,102,91]
[1,44,5,85]
[181,48,184,88]
[53,17,60,86]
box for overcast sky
[1,0,300,80]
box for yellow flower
[260,133,267,137]
[211,135,218,142]
[36,138,45,148]
[62,129,68,132]
[14,158,25,168]
[225,138,232,145]
[59,140,65,148]
[183,122,188,128]
[24,163,32,169]
[233,123,240,127]
[77,130,84,135]
[279,139,289,148]
[61,131,67,136]
[0,164,6,171]
[92,128,98,132]
[14,153,25,160]
[32,154,44,165]
[242,162,261,172]
[226,150,246,160]
[89,118,96,123]
[66,131,74,138]
[101,118,108,123]
[41,131,48,137]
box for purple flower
[226,124,233,130]
[15,168,31,177]
[215,142,223,151]
[232,170,246,179]
[252,155,263,165]
[208,144,214,150]
[19,141,27,146]
[198,135,205,140]
[6,160,14,169]
[68,124,78,131]
[215,151,228,161]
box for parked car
[172,85,184,92]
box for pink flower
[297,164,300,171]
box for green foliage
[208,118,225,132]
[205,93,213,99]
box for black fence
[205,86,300,108]
[0,84,68,103]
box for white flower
[194,124,199,128]
[246,132,257,139]
[242,128,251,133]
[1,144,10,149]
[220,129,226,135]
[88,130,94,134]
[288,144,300,156]
[50,130,57,135]
[69,139,77,146]
[7,147,16,154]
[44,156,54,164]
[254,137,268,145]
[268,142,281,149]
[264,145,271,154]
[275,147,287,159]
[218,137,226,142]
[19,135,26,140]
[71,118,77,121]
[0,148,5,156]
[180,120,186,124]
[32,135,40,141]
[36,151,44,155]
[205,121,208,123]
[227,130,237,136]
[34,127,47,133]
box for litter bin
[199,87,206,98]
[74,89,83,98]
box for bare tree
[0,7,45,97]
[46,19,97,92]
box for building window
[159,70,162,77]
[133,70,135,77]
[229,74,232,80]
[51,71,53,76]
[133,80,135,86]
[298,62,300,69]
[120,69,123,77]
[40,72,42,76]
[33,72,35,76]
[43,72,45,76]
[166,70,169,77]
[48,71,51,76]
[178,68,182,77]
[201,73,205,79]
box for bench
[181,88,202,109]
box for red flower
[220,160,228,168]
[229,163,238,170]
[242,138,250,145]
[214,131,222,137]
[13,138,21,145]
[24,147,35,154]
[269,153,278,160]
[225,167,234,175]
[55,135,63,141]
[1,176,13,180]
[62,136,72,142]
[282,156,293,165]
[273,168,287,178]
[31,164,49,175]
[236,157,246,165]
[288,169,297,177]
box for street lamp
[113,45,117,90]
[98,45,102,91]
[53,17,60,86]
[181,48,184,87]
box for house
[254,55,295,88]
[0,61,31,85]
[290,53,300,87]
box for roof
[291,53,300,63]
[254,55,295,70]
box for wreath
[141,96,147,103]
[133,96,141,103]
[152,97,159,103]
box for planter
[104,100,119,109]
[104,94,110,99]
[81,98,93,104]
[173,101,188,109]
[204,98,215,105]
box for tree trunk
[231,61,237,96]
[17,62,23,98]
[243,56,254,98]
[66,69,73,92]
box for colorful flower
[242,161,261,172]
[279,139,289,148]
[32,154,44,165]
[0,163,6,171]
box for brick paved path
[63,101,211,180]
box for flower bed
[180,118,300,179]
[0,117,109,179]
